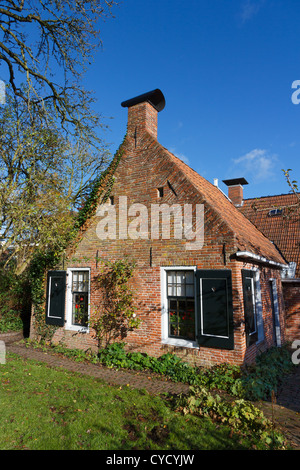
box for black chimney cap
[121,89,165,112]
[222,177,249,186]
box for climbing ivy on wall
[91,258,140,349]
[29,138,126,340]
[74,144,123,230]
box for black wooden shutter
[45,271,66,326]
[196,270,234,350]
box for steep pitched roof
[239,193,300,276]
[160,145,286,266]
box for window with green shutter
[162,268,234,350]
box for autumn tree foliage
[0,88,111,275]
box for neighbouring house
[31,89,291,367]
[231,188,300,344]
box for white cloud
[175,152,190,166]
[169,147,190,166]
[232,148,278,182]
[239,0,265,24]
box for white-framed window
[161,266,198,348]
[66,268,90,332]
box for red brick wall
[282,281,300,342]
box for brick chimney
[121,89,165,143]
[222,178,248,207]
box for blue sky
[83,0,300,200]
[1,0,299,200]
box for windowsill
[161,338,198,349]
[65,325,89,333]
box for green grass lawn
[0,353,256,451]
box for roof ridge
[244,192,300,201]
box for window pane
[167,271,176,284]
[169,300,178,337]
[72,292,88,327]
[176,272,185,284]
[71,271,89,327]
[186,284,194,297]
[168,285,176,296]
[177,284,185,296]
[72,271,78,291]
[168,298,195,340]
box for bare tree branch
[0,0,118,144]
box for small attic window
[109,196,114,205]
[268,208,283,217]
[157,187,164,198]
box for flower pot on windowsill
[0,330,24,344]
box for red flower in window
[75,304,78,309]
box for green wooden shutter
[45,271,66,326]
[196,270,234,350]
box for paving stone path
[6,342,190,395]
[5,341,300,450]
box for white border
[160,266,198,349]
[66,267,91,332]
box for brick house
[38,89,290,367]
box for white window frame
[66,267,91,332]
[161,266,198,349]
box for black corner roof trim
[121,89,165,112]
[222,178,249,186]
